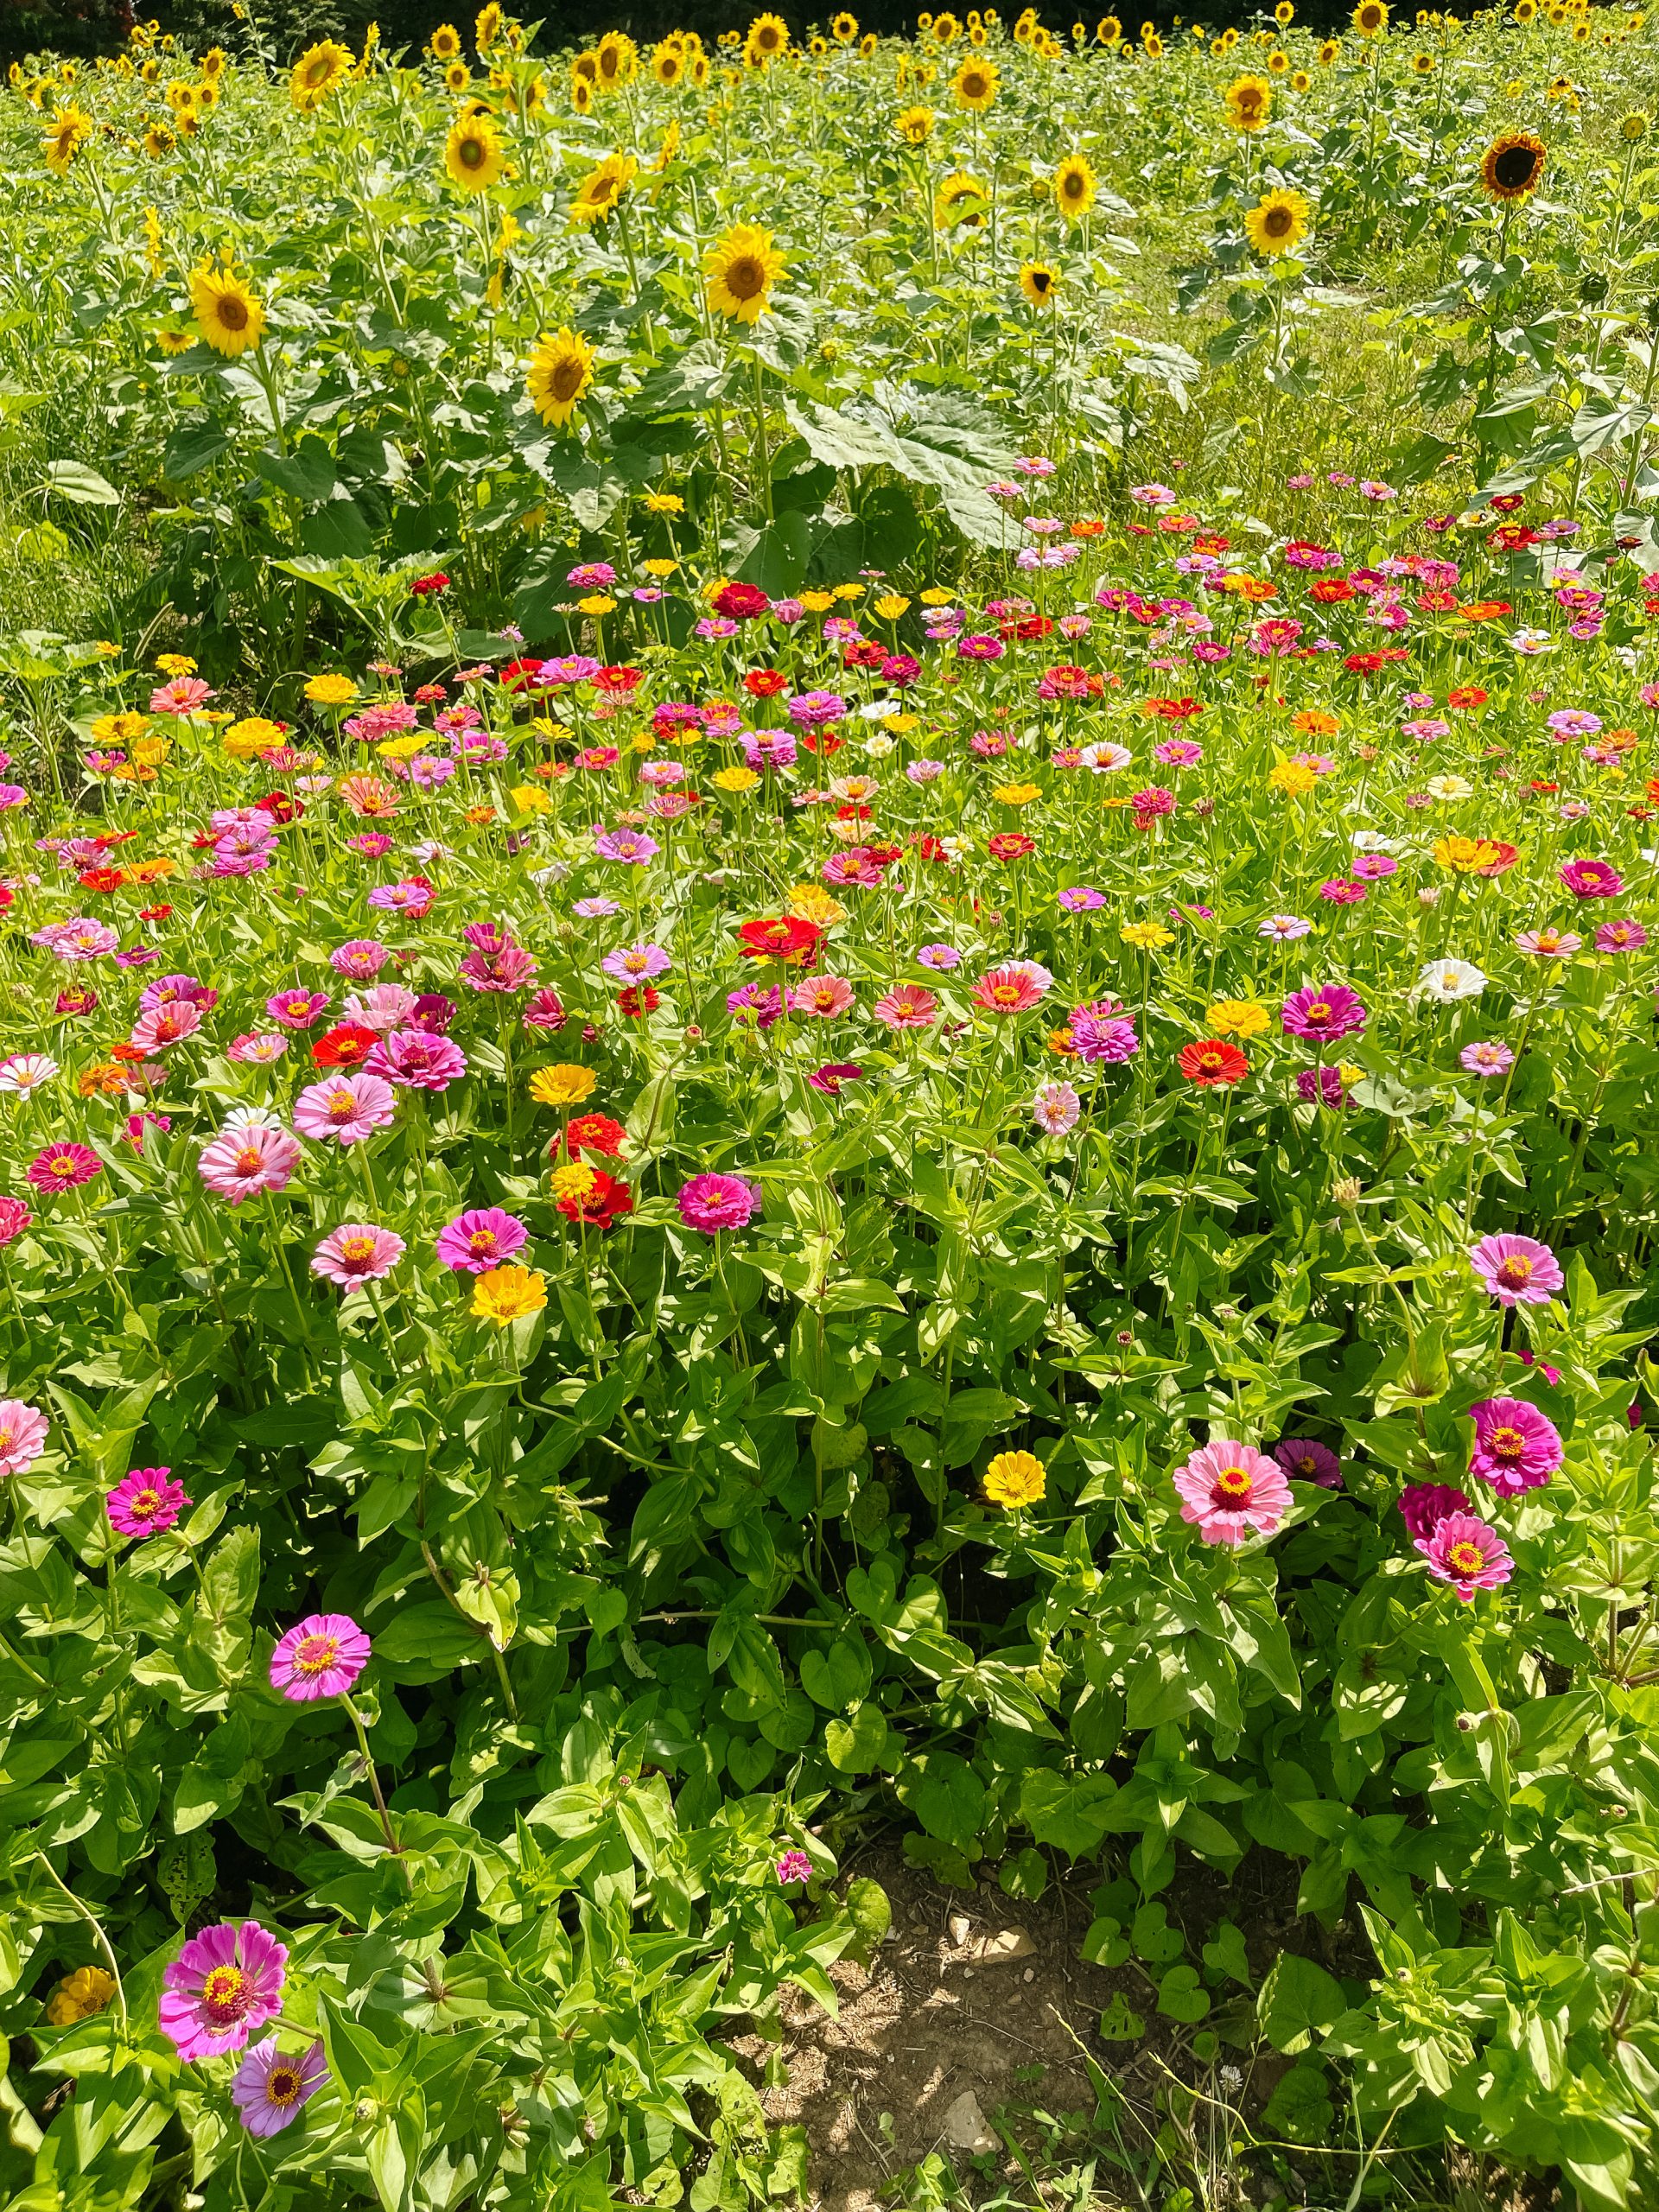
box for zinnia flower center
[468,1230,498,1254]
[1447,1541,1484,1574]
[337,1236,376,1265]
[1305,1002,1331,1023]
[1213,1465,1253,1501]
[1496,1256,1533,1287]
[233,1146,263,1173]
[268,2065,303,2104]
[1490,1427,1526,1460]
[201,1964,248,2018]
[294,1632,340,1674]
[132,1488,161,1515]
[327,1090,357,1119]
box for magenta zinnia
[1468,1395,1562,1496]
[158,1920,288,2062]
[1418,1510,1514,1602]
[269,1612,371,1700]
[1280,983,1367,1042]
[1468,1232,1562,1307]
[232,2036,329,2138]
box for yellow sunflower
[200,44,226,76]
[526,326,597,429]
[289,38,352,111]
[1318,35,1341,59]
[1243,186,1310,254]
[1020,258,1060,305]
[1053,151,1096,219]
[1479,129,1545,199]
[1224,73,1272,130]
[444,108,505,193]
[894,102,935,142]
[475,1,504,54]
[652,39,683,83]
[570,74,594,111]
[594,29,637,86]
[952,53,999,105]
[833,9,860,38]
[41,105,93,174]
[194,76,219,107]
[444,59,471,91]
[143,121,175,158]
[429,22,461,57]
[569,150,637,226]
[188,260,264,356]
[1351,0,1388,32]
[934,168,988,227]
[706,222,785,322]
[155,324,193,355]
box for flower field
[6,2,1659,2206]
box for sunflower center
[1263,205,1294,236]
[1062,172,1084,200]
[1494,143,1539,188]
[1496,1256,1533,1288]
[550,357,585,399]
[1447,1541,1484,1574]
[293,1632,340,1674]
[1213,1465,1254,1501]
[460,136,484,168]
[217,296,249,332]
[201,1965,248,2018]
[725,256,766,301]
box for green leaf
[45,460,119,505]
[1157,1964,1211,2024]
[1258,1951,1346,2055]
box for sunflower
[894,102,935,143]
[1268,46,1289,69]
[445,109,505,192]
[952,54,999,105]
[1479,128,1545,199]
[1318,35,1340,59]
[1621,110,1649,141]
[156,325,193,354]
[1216,22,1237,45]
[571,48,599,83]
[1054,151,1096,219]
[1224,73,1272,129]
[194,77,219,107]
[475,1,504,53]
[1141,29,1164,54]
[1291,67,1311,88]
[1020,258,1060,305]
[444,59,471,91]
[705,221,785,322]
[690,51,711,84]
[41,105,92,173]
[200,44,226,76]
[933,168,988,227]
[1099,13,1123,38]
[833,10,860,38]
[164,77,195,109]
[188,260,264,356]
[652,40,683,83]
[1514,0,1536,16]
[289,38,351,110]
[1243,186,1310,254]
[143,121,175,157]
[1275,0,1294,17]
[594,29,637,86]
[569,151,637,226]
[526,326,596,429]
[1351,0,1388,32]
[747,11,789,60]
[934,10,963,39]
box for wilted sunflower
[1224,73,1272,129]
[188,260,264,356]
[1243,186,1310,254]
[41,104,92,173]
[833,10,859,38]
[1020,258,1060,305]
[1479,129,1545,198]
[1054,151,1096,219]
[444,109,505,192]
[526,326,596,428]
[933,168,988,227]
[569,151,637,226]
[143,122,175,156]
[953,53,998,105]
[595,28,636,85]
[429,22,461,58]
[1351,0,1388,32]
[894,103,935,143]
[706,221,785,322]
[289,38,352,110]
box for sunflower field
[7,0,1659,2207]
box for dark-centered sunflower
[1054,151,1097,219]
[526,327,596,429]
[1020,258,1060,306]
[706,223,785,322]
[289,38,351,111]
[429,22,461,59]
[188,260,264,357]
[1479,129,1545,199]
[1224,73,1272,129]
[1243,186,1310,255]
[444,108,505,193]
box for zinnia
[472,1264,548,1325]
[269,1613,371,1700]
[158,1921,288,2062]
[232,2037,329,2138]
[310,1224,405,1292]
[1469,1232,1563,1306]
[1418,1510,1514,1601]
[1173,1439,1291,1544]
[1468,1395,1562,1496]
[1281,984,1367,1041]
[0,1399,49,1478]
[292,1073,397,1146]
[199,1122,302,1204]
[108,1465,190,1538]
[677,1173,758,1233]
[435,1208,528,1274]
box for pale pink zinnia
[1173,1439,1292,1545]
[129,1001,204,1053]
[292,1073,397,1146]
[0,1398,48,1478]
[872,982,938,1030]
[971,967,1046,1014]
[269,1611,371,1701]
[310,1223,406,1293]
[1468,1231,1562,1307]
[198,1122,302,1204]
[789,976,855,1018]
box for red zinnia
[312,1023,379,1068]
[551,1112,627,1160]
[615,985,660,1017]
[1178,1039,1249,1088]
[842,641,888,671]
[557,1168,634,1231]
[1142,696,1205,722]
[79,868,127,893]
[987,831,1036,861]
[744,670,789,697]
[256,790,302,823]
[736,915,824,964]
[593,665,642,694]
[713,582,770,620]
[410,572,449,595]
[1310,578,1356,604]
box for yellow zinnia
[983,1450,1046,1509]
[529,1063,597,1107]
[1206,999,1271,1039]
[472,1265,548,1326]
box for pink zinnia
[971,967,1045,1015]
[149,676,214,715]
[1469,1231,1562,1307]
[1069,1001,1140,1064]
[1469,1395,1562,1496]
[435,1207,529,1274]
[0,1195,32,1243]
[108,1465,190,1539]
[1596,918,1648,952]
[232,2036,329,2138]
[1397,1482,1471,1541]
[25,1142,101,1194]
[677,1173,758,1234]
[0,1399,48,1478]
[1418,1510,1514,1602]
[269,1611,371,1701]
[363,1028,468,1090]
[292,1073,397,1146]
[872,982,938,1030]
[129,1001,203,1053]
[1559,857,1622,900]
[310,1223,405,1292]
[158,1921,288,2062]
[790,976,855,1018]
[523,987,568,1032]
[266,989,330,1030]
[1173,1440,1292,1545]
[198,1122,302,1204]
[1281,984,1368,1042]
